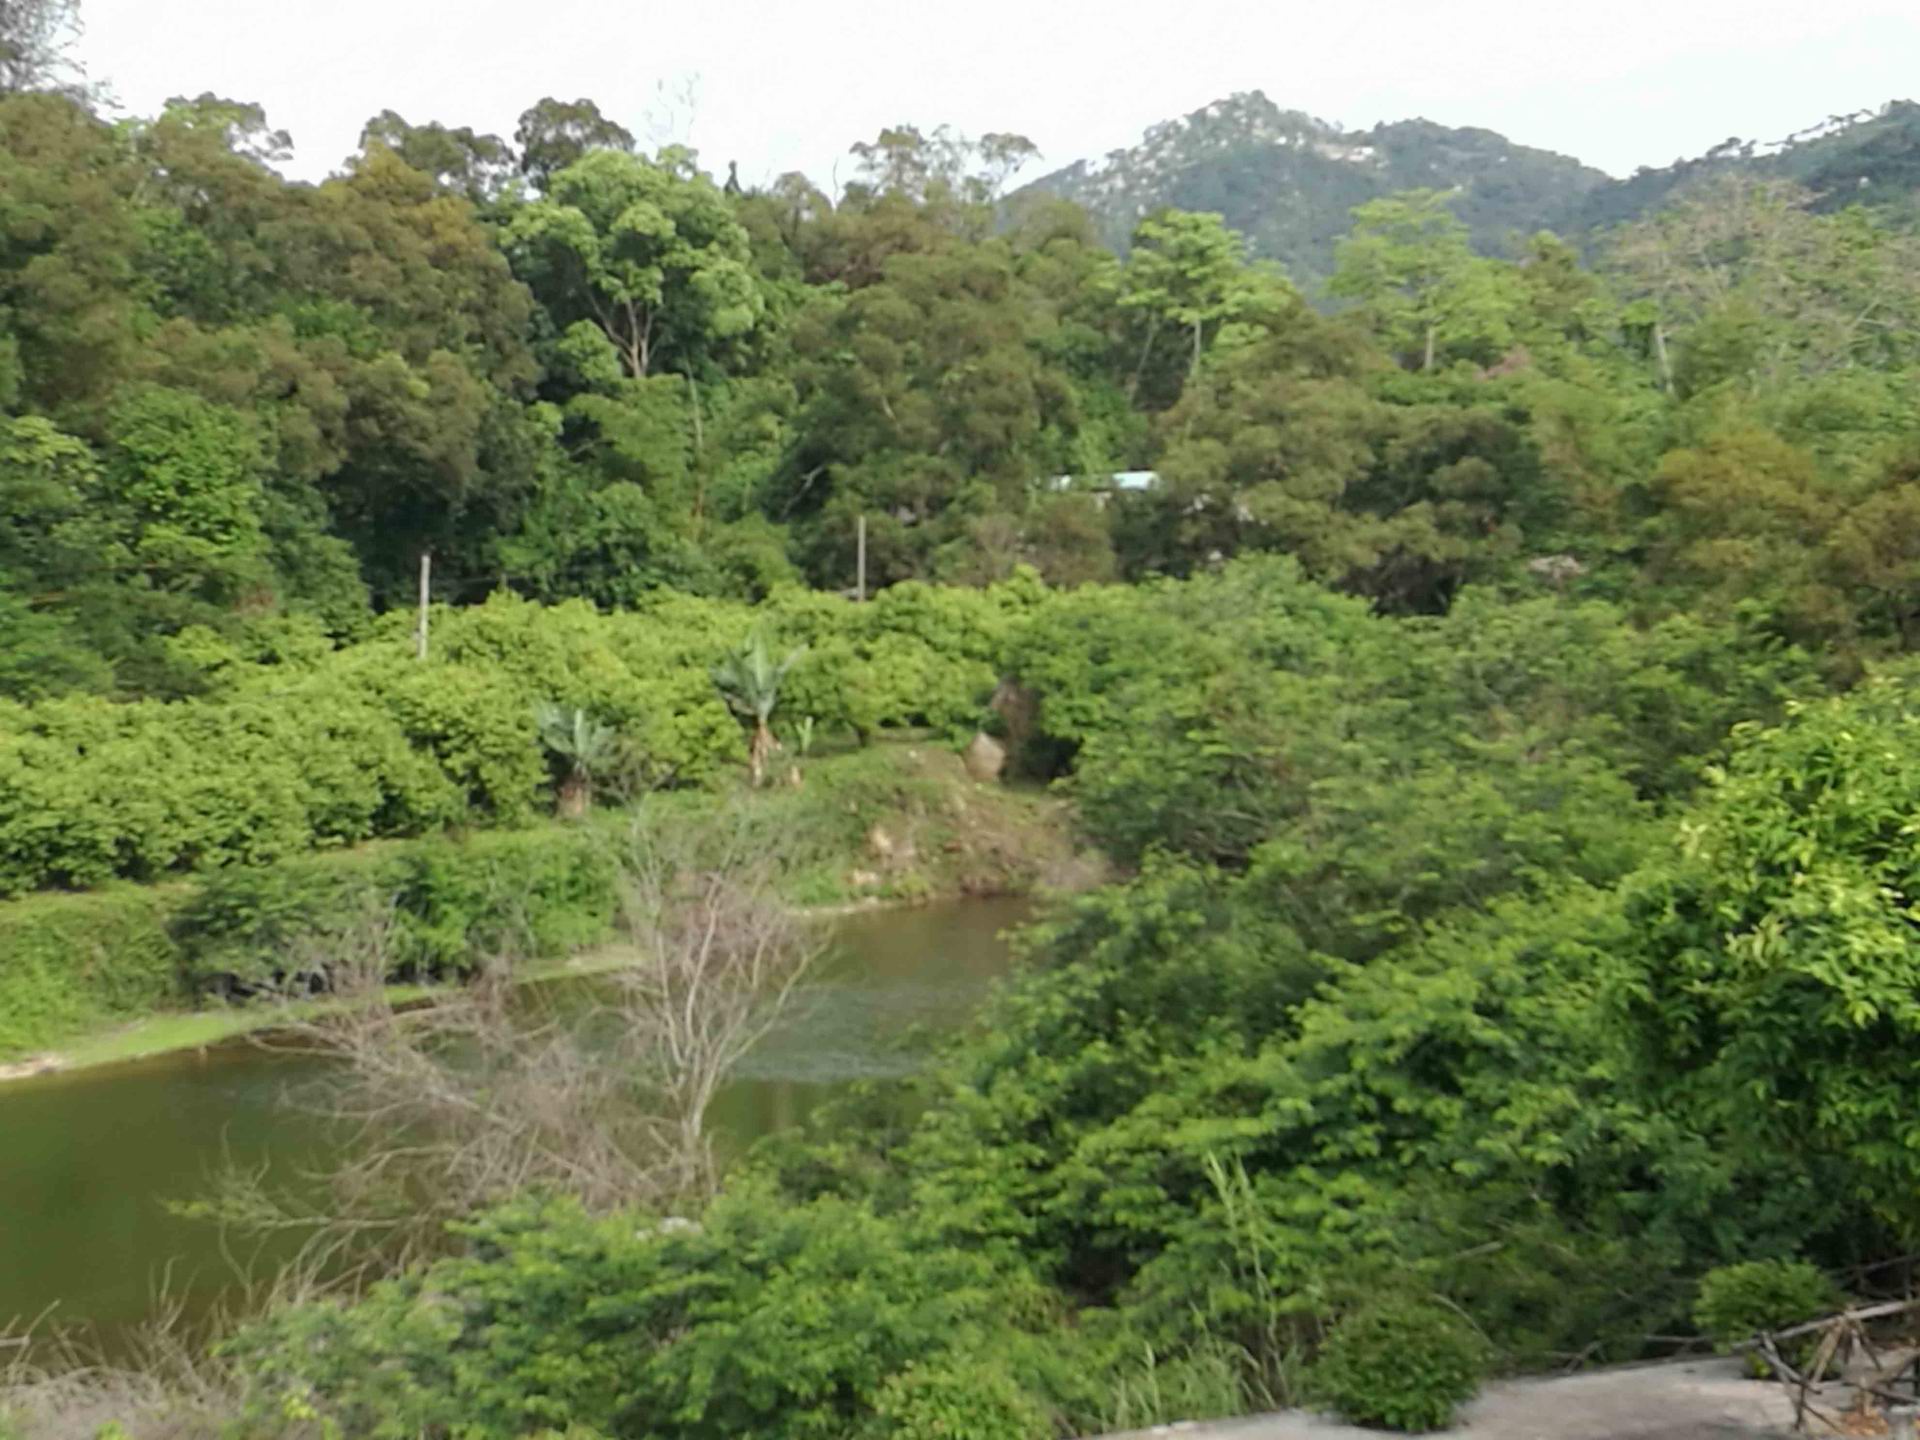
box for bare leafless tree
[194,804,823,1283]
[0,0,95,100]
[610,805,821,1190]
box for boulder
[963,730,1007,783]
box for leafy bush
[0,887,182,1054]
[1617,672,1920,1238]
[226,1189,1064,1440]
[1694,1260,1840,1349]
[0,583,1029,897]
[1309,1297,1487,1433]
[866,1356,1052,1440]
[173,826,619,991]
[0,820,623,1054]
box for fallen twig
[1736,1298,1920,1351]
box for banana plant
[710,639,806,787]
[535,702,622,817]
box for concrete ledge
[1102,1355,1802,1439]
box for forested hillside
[1019,90,1920,284]
[1015,90,1610,285]
[10,4,1920,1434]
[10,78,1920,707]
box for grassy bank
[0,742,1094,1072]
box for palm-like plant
[535,702,622,817]
[710,639,806,787]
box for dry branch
[199,802,823,1286]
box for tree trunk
[1128,311,1161,401]
[748,722,778,788]
[686,368,703,457]
[1422,323,1437,373]
[1653,321,1676,395]
[557,771,592,820]
[1191,317,1204,379]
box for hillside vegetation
[1019,90,1920,284]
[6,11,1920,1434]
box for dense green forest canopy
[5,72,1920,697]
[11,39,1920,1438]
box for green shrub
[172,826,619,992]
[1309,1297,1487,1433]
[1694,1260,1840,1350]
[0,887,183,1054]
[866,1356,1052,1440]
[227,1189,1062,1440]
[0,578,1051,896]
[393,828,618,970]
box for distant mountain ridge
[1554,98,1920,236]
[1014,91,1920,287]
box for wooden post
[415,551,431,661]
[855,514,867,603]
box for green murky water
[0,898,1026,1345]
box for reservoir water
[0,898,1027,1346]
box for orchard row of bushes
[0,578,1034,897]
[7,555,1800,903]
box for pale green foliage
[1330,189,1522,369]
[866,1359,1052,1440]
[534,702,621,779]
[1119,209,1254,383]
[1609,178,1920,392]
[1620,673,1920,1236]
[535,701,624,812]
[846,122,1040,206]
[710,636,806,729]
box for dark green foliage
[8,79,1920,692]
[1309,1297,1487,1432]
[172,826,618,991]
[224,1189,1068,1440]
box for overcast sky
[73,0,1920,189]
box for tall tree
[1116,209,1251,400]
[514,97,634,191]
[1330,190,1520,372]
[846,123,1038,206]
[358,110,517,205]
[504,148,762,381]
[1609,177,1920,395]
